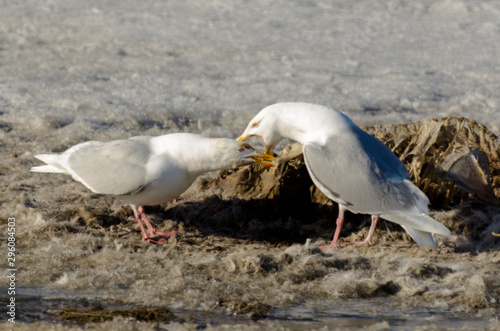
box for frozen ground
[2,0,500,139]
[1,0,500,329]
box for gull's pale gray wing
[302,131,451,237]
[64,137,153,195]
[303,131,451,238]
[303,132,425,214]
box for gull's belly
[119,166,192,206]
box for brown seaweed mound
[365,116,500,206]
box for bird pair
[32,103,451,247]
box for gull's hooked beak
[235,134,249,142]
[249,152,276,168]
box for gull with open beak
[237,102,451,248]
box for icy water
[6,288,496,330]
[1,0,500,329]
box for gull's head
[219,140,276,168]
[237,103,356,154]
[235,106,283,154]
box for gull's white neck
[275,103,358,145]
[151,134,234,176]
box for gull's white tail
[382,213,451,248]
[31,154,66,173]
[401,226,438,248]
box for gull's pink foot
[161,230,178,237]
[133,206,178,245]
[340,239,373,247]
[142,236,168,245]
[336,215,379,248]
[319,213,379,250]
[319,211,345,250]
[148,228,178,238]
[319,242,340,249]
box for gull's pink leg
[365,215,379,244]
[319,208,346,249]
[133,209,166,244]
[341,215,379,246]
[138,206,178,238]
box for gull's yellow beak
[236,134,249,142]
[250,152,276,168]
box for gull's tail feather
[400,225,438,248]
[381,212,451,247]
[382,212,451,236]
[31,165,65,173]
[31,154,66,173]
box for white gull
[32,132,274,244]
[237,102,451,248]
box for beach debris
[218,299,271,321]
[57,304,179,323]
[365,116,500,206]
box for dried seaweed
[365,116,500,207]
[218,299,271,321]
[58,304,179,323]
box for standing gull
[32,133,275,244]
[237,102,451,248]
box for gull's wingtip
[401,226,439,248]
[31,165,65,173]
[31,154,65,173]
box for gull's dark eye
[237,143,253,153]
[252,122,259,128]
